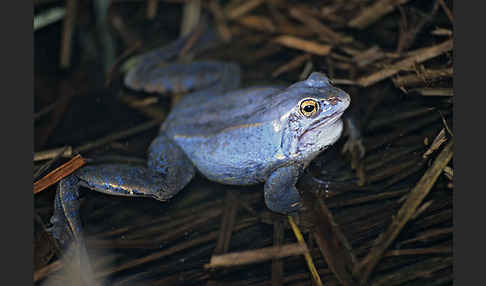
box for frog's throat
[299,110,344,141]
[297,118,344,163]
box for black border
[455,0,484,285]
[2,0,33,284]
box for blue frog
[50,29,350,253]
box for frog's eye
[300,99,319,117]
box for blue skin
[50,32,350,252]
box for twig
[289,7,350,44]
[33,146,70,181]
[398,227,452,246]
[146,0,158,20]
[357,140,453,284]
[332,79,359,85]
[385,246,452,257]
[437,0,454,23]
[34,146,73,162]
[358,39,453,87]
[349,0,410,29]
[205,243,308,269]
[423,129,447,158]
[392,67,453,87]
[235,15,276,33]
[225,0,265,19]
[353,46,386,68]
[59,0,78,69]
[288,216,323,286]
[274,36,331,56]
[208,0,232,42]
[180,0,201,37]
[398,1,441,52]
[33,154,85,194]
[34,7,66,31]
[411,88,453,96]
[33,260,62,282]
[180,19,206,57]
[431,28,452,36]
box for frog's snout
[325,89,350,112]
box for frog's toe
[342,138,365,159]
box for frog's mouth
[305,110,344,134]
[296,111,344,154]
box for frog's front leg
[264,165,303,214]
[50,133,195,248]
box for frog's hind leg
[264,165,302,214]
[50,133,195,263]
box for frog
[49,27,350,255]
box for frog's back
[161,86,291,184]
[162,86,284,138]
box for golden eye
[300,99,319,117]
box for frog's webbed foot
[50,133,195,257]
[342,138,365,161]
[342,116,366,186]
[264,165,302,214]
[341,117,365,159]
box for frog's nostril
[328,96,341,106]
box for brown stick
[235,15,276,33]
[357,140,453,284]
[208,0,232,42]
[411,88,453,97]
[438,0,454,23]
[392,67,453,87]
[273,36,331,56]
[358,39,453,87]
[33,260,62,282]
[34,146,73,162]
[398,227,452,246]
[33,154,85,194]
[349,0,410,29]
[225,0,265,19]
[205,243,308,268]
[146,0,158,20]
[289,7,349,44]
[384,246,452,257]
